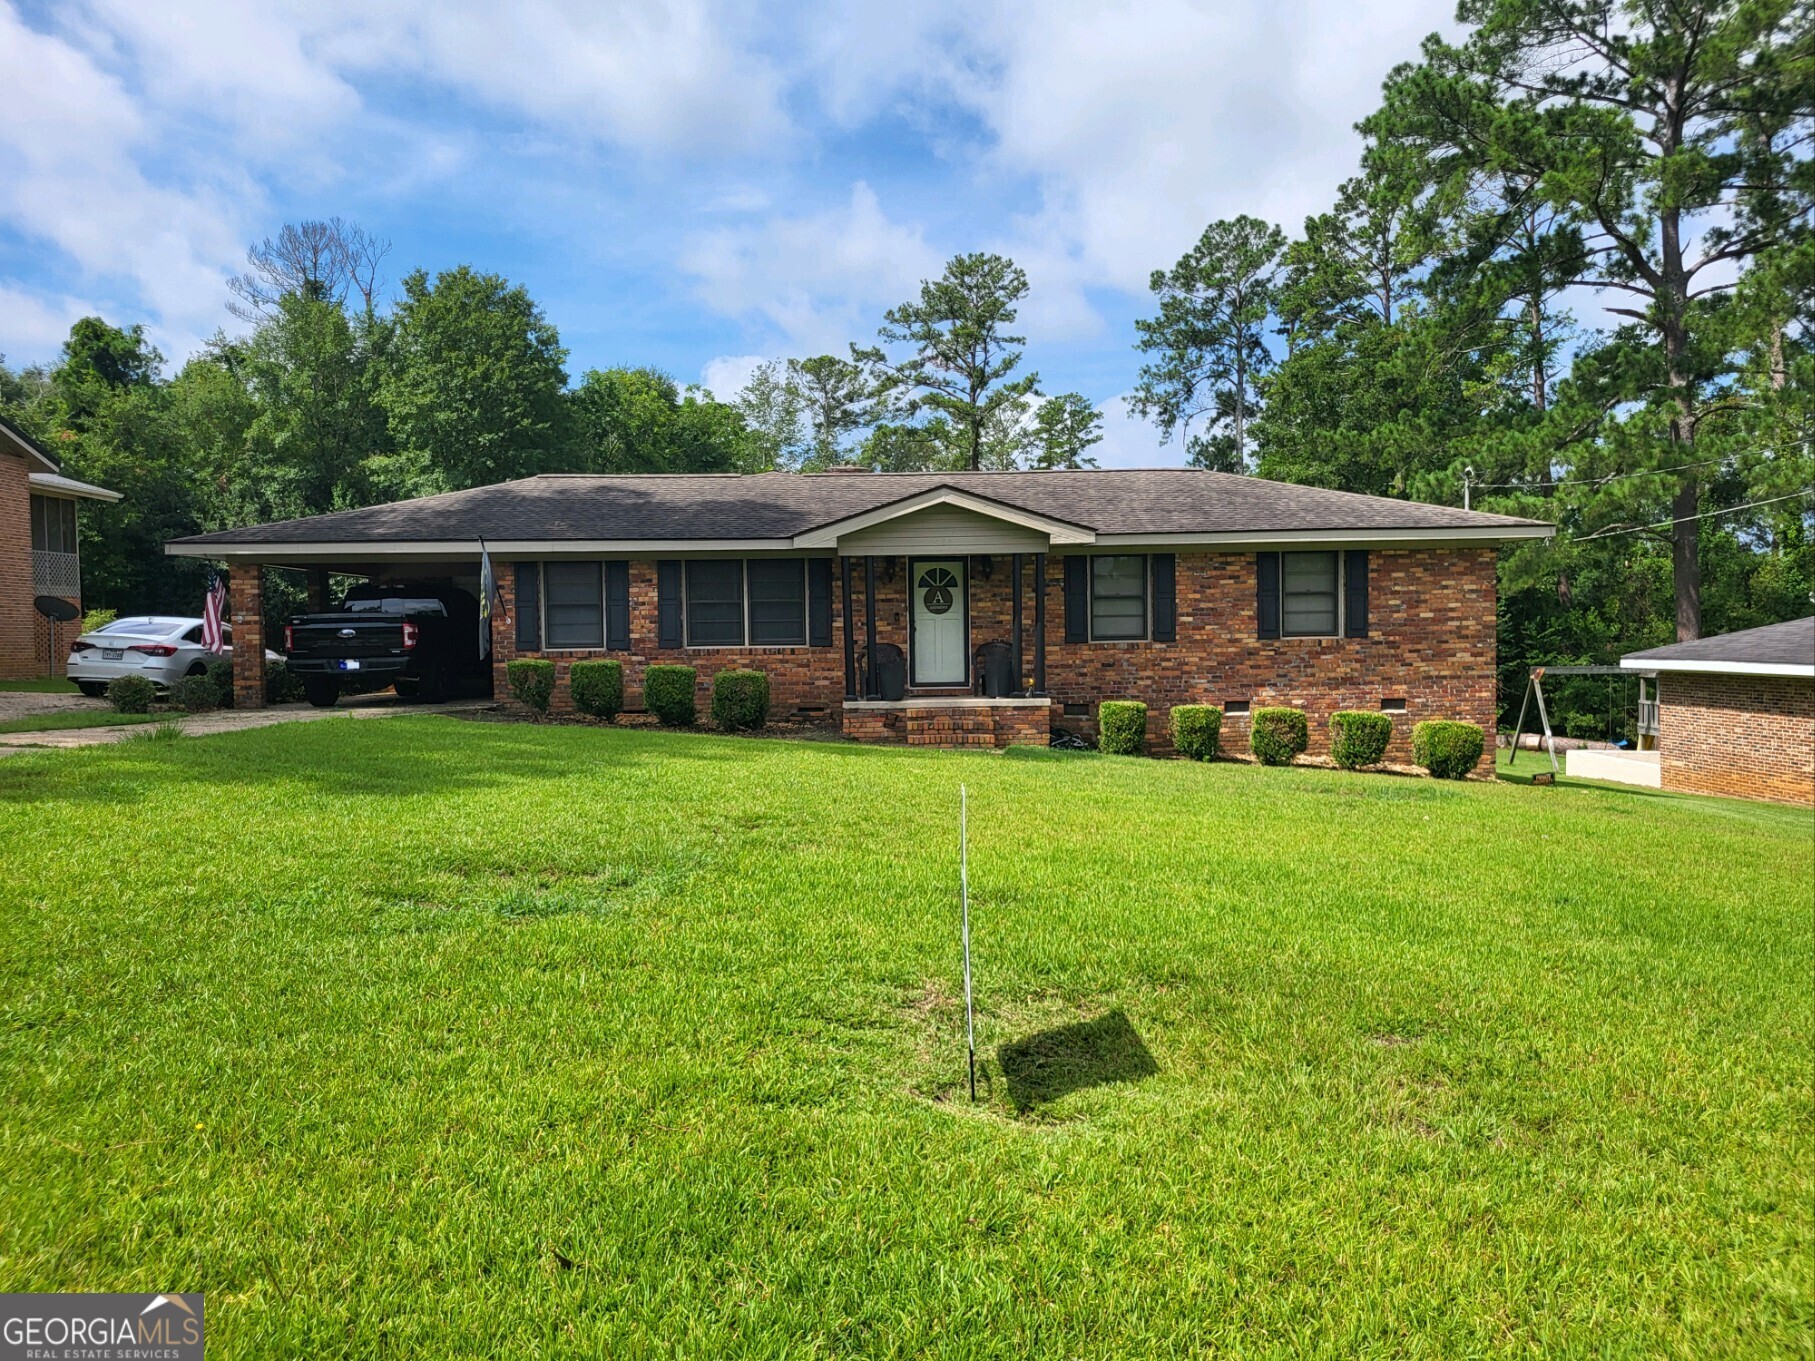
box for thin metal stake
[960,783,976,1102]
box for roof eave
[1619,657,1815,679]
[28,471,122,503]
[791,485,1097,547]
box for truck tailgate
[287,615,405,660]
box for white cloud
[0,285,98,365]
[700,353,767,399]
[679,181,945,354]
[1090,394,1187,469]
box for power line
[1470,447,1794,491]
[1567,491,1812,543]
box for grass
[0,719,1807,1357]
[0,677,79,693]
[0,710,157,735]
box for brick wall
[228,563,266,709]
[1658,674,1814,805]
[0,453,81,680]
[492,548,1499,758]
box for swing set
[1508,665,1660,775]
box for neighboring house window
[1282,551,1339,637]
[746,560,807,646]
[545,562,604,648]
[30,495,77,554]
[685,560,745,647]
[1090,555,1147,640]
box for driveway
[0,694,494,753]
[0,689,104,722]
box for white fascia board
[792,487,1096,548]
[29,471,123,503]
[2,424,61,473]
[164,538,801,560]
[1620,657,1815,679]
[1088,524,1555,549]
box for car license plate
[102,648,124,660]
[337,659,361,671]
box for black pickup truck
[283,582,488,707]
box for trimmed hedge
[570,659,624,720]
[506,658,556,714]
[644,664,698,727]
[1250,706,1309,766]
[265,659,306,705]
[1098,700,1147,755]
[1168,704,1221,761]
[106,675,156,714]
[82,607,117,634]
[1330,710,1393,769]
[712,669,771,732]
[1413,720,1485,780]
[169,673,220,713]
[203,657,235,707]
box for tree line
[2,0,1807,736]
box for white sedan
[65,616,276,698]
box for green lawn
[0,677,79,693]
[0,710,155,735]
[0,720,1807,1357]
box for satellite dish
[34,596,80,623]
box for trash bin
[974,640,1014,697]
[864,643,906,701]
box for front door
[910,559,968,686]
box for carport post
[306,568,331,612]
[228,562,266,710]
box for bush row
[1090,700,1481,779]
[503,659,772,734]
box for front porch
[842,695,1052,748]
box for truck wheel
[392,678,419,700]
[415,663,448,705]
[77,681,107,698]
[303,678,340,708]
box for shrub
[203,657,235,707]
[82,607,117,634]
[643,664,698,727]
[506,658,556,714]
[569,659,624,720]
[169,673,219,713]
[1329,710,1393,769]
[106,675,156,714]
[265,659,306,705]
[1250,706,1309,765]
[1097,700,1147,755]
[712,669,771,732]
[1168,704,1221,761]
[1413,720,1485,780]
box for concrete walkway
[0,696,493,753]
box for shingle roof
[168,469,1551,546]
[1623,616,1815,674]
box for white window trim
[1280,550,1344,640]
[1088,553,1150,643]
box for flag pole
[960,783,975,1102]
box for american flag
[201,570,227,654]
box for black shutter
[1150,553,1176,642]
[1256,552,1281,639]
[1344,550,1369,638]
[1063,556,1088,643]
[807,558,833,646]
[605,561,631,650]
[657,560,683,649]
[515,562,541,651]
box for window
[545,562,604,648]
[746,560,806,646]
[1381,697,1407,712]
[30,495,76,554]
[1223,699,1250,715]
[1090,555,1147,640]
[1282,551,1339,637]
[685,560,745,647]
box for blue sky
[0,0,1456,466]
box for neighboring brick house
[0,414,120,680]
[1622,618,1815,805]
[166,470,1550,751]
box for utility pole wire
[1567,491,1812,543]
[1470,443,1807,491]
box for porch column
[1032,552,1047,695]
[306,568,331,612]
[863,555,879,699]
[227,562,266,710]
[1011,552,1024,693]
[841,555,857,700]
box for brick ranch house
[166,470,1551,752]
[1622,617,1814,805]
[1,414,120,679]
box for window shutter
[1063,556,1088,643]
[605,561,631,650]
[807,558,833,646]
[1344,550,1369,638]
[657,560,683,649]
[1150,553,1176,642]
[515,562,541,651]
[1256,552,1281,639]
